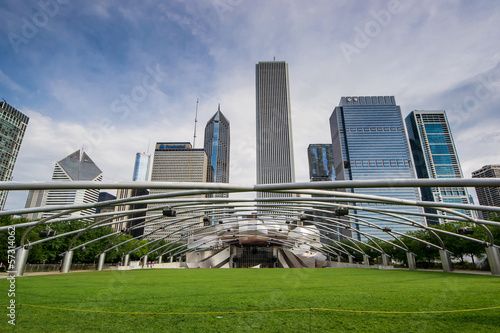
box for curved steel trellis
[2,178,500,276]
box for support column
[123,254,130,267]
[158,256,162,264]
[142,255,148,267]
[406,252,417,270]
[439,249,453,272]
[97,253,106,271]
[363,254,370,266]
[337,255,342,263]
[170,256,173,263]
[15,247,29,277]
[61,250,73,273]
[348,255,354,264]
[485,246,500,276]
[382,254,390,266]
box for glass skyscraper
[330,96,424,240]
[307,144,334,182]
[132,152,151,182]
[203,104,230,198]
[0,101,29,210]
[256,61,295,198]
[406,110,471,224]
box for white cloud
[3,1,500,210]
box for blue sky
[1,0,500,209]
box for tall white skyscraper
[255,61,295,198]
[42,150,103,219]
[145,142,208,241]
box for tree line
[0,216,185,265]
[339,216,500,269]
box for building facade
[256,61,295,198]
[42,150,103,219]
[203,104,230,198]
[0,101,29,210]
[307,144,335,182]
[132,152,151,182]
[307,144,350,241]
[114,188,149,237]
[472,165,500,220]
[329,96,424,239]
[23,189,47,220]
[406,110,471,224]
[113,152,151,235]
[146,142,208,241]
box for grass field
[1,268,499,332]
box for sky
[1,0,500,210]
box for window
[430,145,449,154]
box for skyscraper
[203,104,230,198]
[0,101,29,210]
[307,144,334,182]
[307,144,350,241]
[23,189,47,220]
[330,96,424,239]
[256,61,295,198]
[132,152,151,181]
[406,110,471,224]
[114,152,150,235]
[146,142,208,241]
[472,165,500,220]
[43,150,103,219]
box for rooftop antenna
[146,138,150,154]
[273,56,275,61]
[193,98,199,148]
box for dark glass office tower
[204,104,230,198]
[307,144,350,241]
[0,101,29,210]
[256,61,295,199]
[406,110,471,224]
[330,96,424,240]
[307,144,334,182]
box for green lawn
[1,268,499,332]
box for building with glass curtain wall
[307,144,351,241]
[472,165,500,220]
[204,104,230,198]
[132,152,151,182]
[0,101,29,210]
[307,144,334,182]
[256,61,295,198]
[330,96,424,240]
[406,110,471,224]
